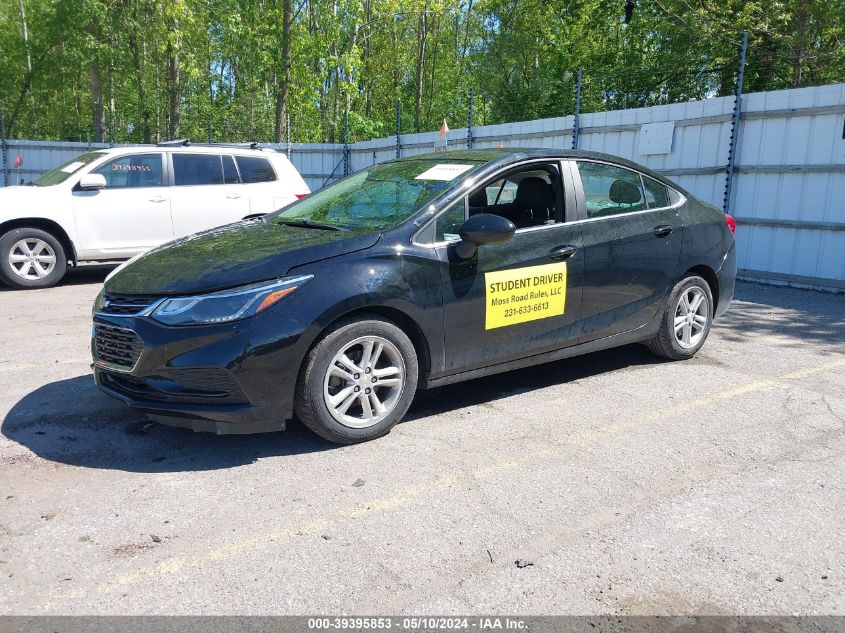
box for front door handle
[548,244,578,260]
[148,195,167,203]
[226,193,242,200]
[654,225,673,237]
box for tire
[647,275,714,360]
[295,315,419,444]
[0,228,67,289]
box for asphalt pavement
[1,268,843,615]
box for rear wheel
[0,228,67,289]
[295,315,418,444]
[647,275,713,360]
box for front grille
[100,293,161,315]
[94,322,144,369]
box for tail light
[295,193,309,200]
[725,213,736,235]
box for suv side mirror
[454,213,516,259]
[78,173,107,191]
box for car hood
[0,186,54,216]
[104,219,380,295]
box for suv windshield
[270,159,483,231]
[33,151,106,186]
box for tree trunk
[791,5,808,87]
[17,0,32,75]
[363,0,372,118]
[167,40,180,139]
[129,34,151,143]
[18,0,36,121]
[89,61,105,143]
[414,9,428,132]
[426,14,438,130]
[274,0,293,143]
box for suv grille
[100,294,161,315]
[94,322,144,369]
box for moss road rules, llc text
[485,262,567,330]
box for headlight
[150,275,313,326]
[93,288,105,315]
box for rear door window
[237,156,276,183]
[93,154,164,189]
[173,154,225,186]
[576,161,646,218]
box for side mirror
[78,173,107,191]
[454,213,515,259]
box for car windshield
[33,151,106,186]
[269,159,484,231]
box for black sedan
[92,149,736,444]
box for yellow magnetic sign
[485,262,567,330]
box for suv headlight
[150,275,313,326]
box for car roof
[396,148,682,192]
[98,145,287,158]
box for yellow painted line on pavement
[46,355,845,602]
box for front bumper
[92,308,314,434]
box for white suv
[0,142,310,289]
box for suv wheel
[295,315,418,444]
[0,228,68,289]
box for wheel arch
[308,304,433,387]
[684,264,719,313]
[0,218,77,264]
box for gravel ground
[0,268,843,615]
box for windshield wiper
[277,219,349,232]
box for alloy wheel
[323,335,406,429]
[674,286,709,349]
[8,239,57,280]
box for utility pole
[286,113,291,158]
[1,111,7,187]
[343,108,349,176]
[395,99,402,159]
[467,88,474,149]
[572,67,582,150]
[723,31,748,215]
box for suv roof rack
[156,139,263,150]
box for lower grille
[100,368,247,405]
[94,322,144,369]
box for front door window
[93,154,164,189]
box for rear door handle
[148,196,167,203]
[226,193,242,200]
[654,225,673,237]
[548,244,578,260]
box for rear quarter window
[237,156,276,183]
[643,176,670,209]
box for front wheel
[647,275,713,360]
[294,315,419,444]
[0,228,67,289]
